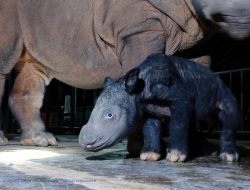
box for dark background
[2,34,250,138]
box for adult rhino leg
[8,51,57,146]
[0,0,24,145]
[0,74,8,145]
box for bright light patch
[0,149,59,163]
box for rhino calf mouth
[83,141,97,151]
[80,137,111,152]
[80,135,123,152]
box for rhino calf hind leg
[9,55,57,146]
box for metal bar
[43,87,49,127]
[71,87,77,128]
[229,72,232,89]
[240,72,244,130]
[58,82,63,128]
[6,74,12,133]
[216,67,250,74]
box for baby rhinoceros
[79,53,240,162]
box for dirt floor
[0,136,250,190]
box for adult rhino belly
[17,0,121,89]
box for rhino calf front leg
[127,128,144,157]
[166,98,192,162]
[8,53,57,146]
[140,118,162,161]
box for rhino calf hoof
[166,149,187,162]
[140,152,161,161]
[21,131,58,147]
[0,131,8,145]
[220,152,239,162]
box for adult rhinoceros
[0,0,249,146]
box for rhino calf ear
[104,77,113,87]
[124,68,142,94]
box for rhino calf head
[79,76,142,152]
[79,55,173,152]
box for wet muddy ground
[0,136,250,190]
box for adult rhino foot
[220,152,239,162]
[140,152,161,161]
[21,131,57,146]
[0,131,8,145]
[166,149,187,162]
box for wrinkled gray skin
[0,0,250,146]
[192,0,250,39]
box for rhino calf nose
[79,135,86,147]
[84,144,95,151]
[78,125,89,146]
[79,125,97,148]
[86,144,93,149]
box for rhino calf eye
[107,113,113,119]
